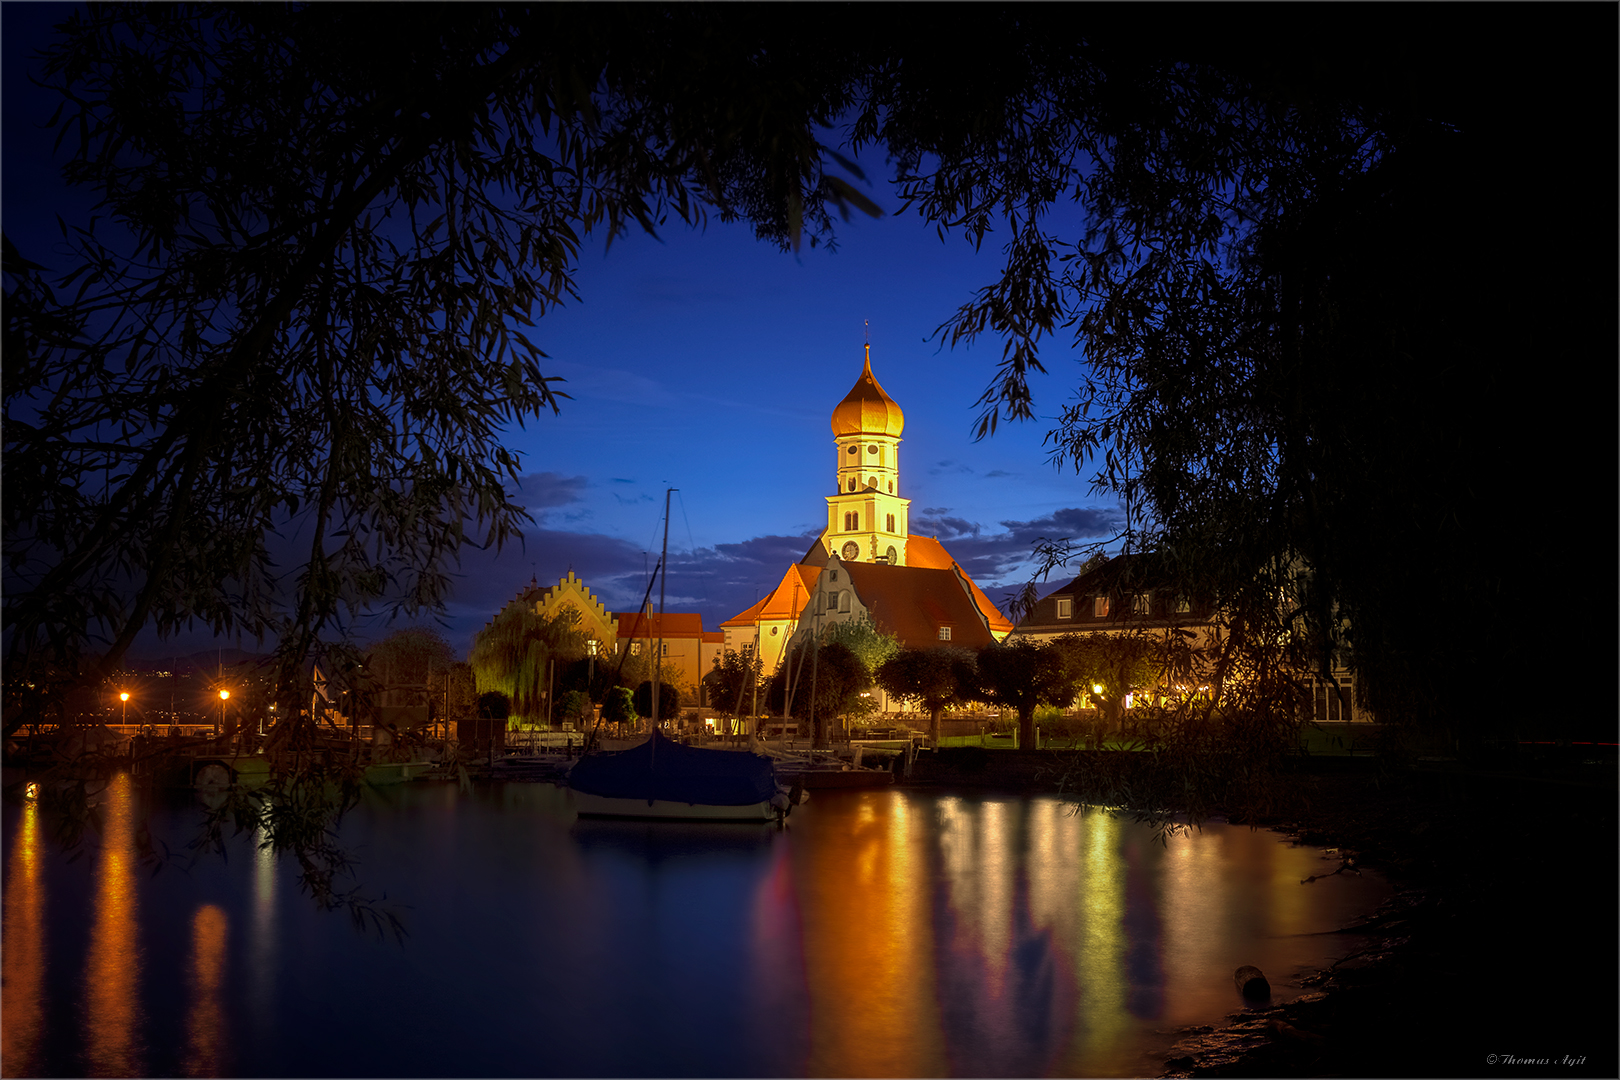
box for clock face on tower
[841,541,860,561]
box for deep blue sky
[3,6,1122,659]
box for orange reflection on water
[796,792,947,1077]
[2,798,47,1078]
[184,904,230,1076]
[81,772,146,1077]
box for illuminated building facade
[722,346,1013,678]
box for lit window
[1176,595,1190,613]
[1056,597,1072,619]
[1132,593,1150,614]
[937,626,952,641]
[1093,596,1109,617]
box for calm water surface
[3,772,1389,1077]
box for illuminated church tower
[824,344,911,566]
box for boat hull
[572,790,778,821]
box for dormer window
[1056,597,1072,619]
[937,626,952,641]
[1093,596,1109,617]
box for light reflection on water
[1,776,1389,1078]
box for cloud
[910,505,1126,591]
[928,459,974,476]
[984,470,1015,479]
[511,471,587,510]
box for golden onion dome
[830,345,905,438]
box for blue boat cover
[568,731,778,806]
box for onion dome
[830,345,905,438]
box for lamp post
[218,689,229,737]
[120,691,129,728]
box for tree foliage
[874,646,975,746]
[632,679,680,723]
[2,6,880,727]
[973,639,1078,751]
[703,649,762,721]
[468,604,585,723]
[764,641,871,745]
[844,13,1606,744]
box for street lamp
[218,689,230,737]
[120,691,130,727]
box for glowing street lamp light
[218,689,230,737]
[120,691,130,726]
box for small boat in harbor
[567,729,792,821]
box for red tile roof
[905,535,1015,635]
[614,612,707,639]
[841,562,996,650]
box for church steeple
[825,344,910,565]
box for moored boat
[567,729,790,820]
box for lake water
[3,771,1389,1078]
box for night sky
[2,5,1122,659]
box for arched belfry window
[848,477,857,492]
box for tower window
[867,445,878,454]
[848,478,856,492]
[886,513,895,532]
[868,476,877,488]
[888,481,894,493]
[847,445,858,455]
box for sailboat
[566,489,797,821]
[568,727,788,820]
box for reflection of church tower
[825,344,911,566]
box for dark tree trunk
[1019,704,1037,751]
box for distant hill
[121,648,273,675]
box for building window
[828,569,838,582]
[1093,596,1109,617]
[631,641,643,656]
[1056,597,1072,619]
[886,513,895,532]
[937,626,952,641]
[888,480,894,493]
[868,475,877,488]
[844,511,858,531]
[868,445,879,455]
[847,445,859,456]
[1132,593,1150,615]
[848,477,856,491]
[1176,594,1190,613]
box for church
[721,346,1013,676]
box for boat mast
[651,488,674,740]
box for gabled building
[722,345,1012,678]
[614,609,724,696]
[1012,552,1362,723]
